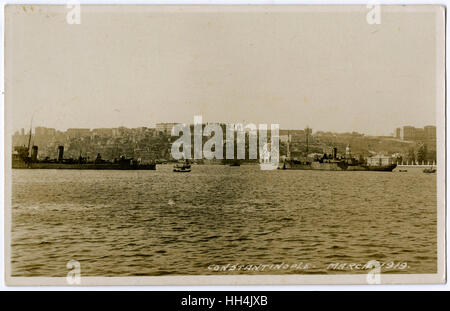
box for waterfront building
[367,154,395,166]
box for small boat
[173,167,191,172]
[173,160,191,173]
[398,169,408,172]
[423,167,436,174]
[229,160,241,167]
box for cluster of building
[395,125,436,142]
[12,123,437,164]
[12,125,177,163]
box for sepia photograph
[2,4,446,286]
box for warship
[12,145,156,170]
[12,130,156,170]
[281,129,396,172]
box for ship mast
[286,130,290,158]
[305,126,309,155]
[27,118,33,157]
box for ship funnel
[332,147,337,159]
[58,146,64,162]
[31,146,38,162]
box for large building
[397,125,436,142]
[424,125,436,140]
[156,123,178,135]
[92,128,114,137]
[402,126,416,140]
[367,154,395,166]
[34,127,56,137]
[66,128,91,138]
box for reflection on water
[11,165,437,276]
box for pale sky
[5,5,442,135]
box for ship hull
[12,162,156,170]
[173,169,191,172]
[365,164,397,171]
[343,164,397,171]
[282,161,396,172]
[281,160,348,171]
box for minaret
[286,131,291,158]
[346,144,351,158]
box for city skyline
[12,122,437,165]
[13,122,437,138]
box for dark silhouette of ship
[281,152,396,171]
[423,167,436,174]
[173,159,191,172]
[12,145,156,170]
[229,160,241,167]
[281,128,396,172]
[222,159,241,166]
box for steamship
[12,145,156,170]
[281,150,397,171]
[281,130,396,172]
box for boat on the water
[229,160,241,167]
[281,156,397,172]
[398,169,408,172]
[12,145,156,170]
[423,167,436,173]
[173,160,191,172]
[280,129,396,172]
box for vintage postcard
[3,4,446,285]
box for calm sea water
[11,165,437,276]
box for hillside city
[12,123,437,165]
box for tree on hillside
[407,148,416,164]
[417,144,428,164]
